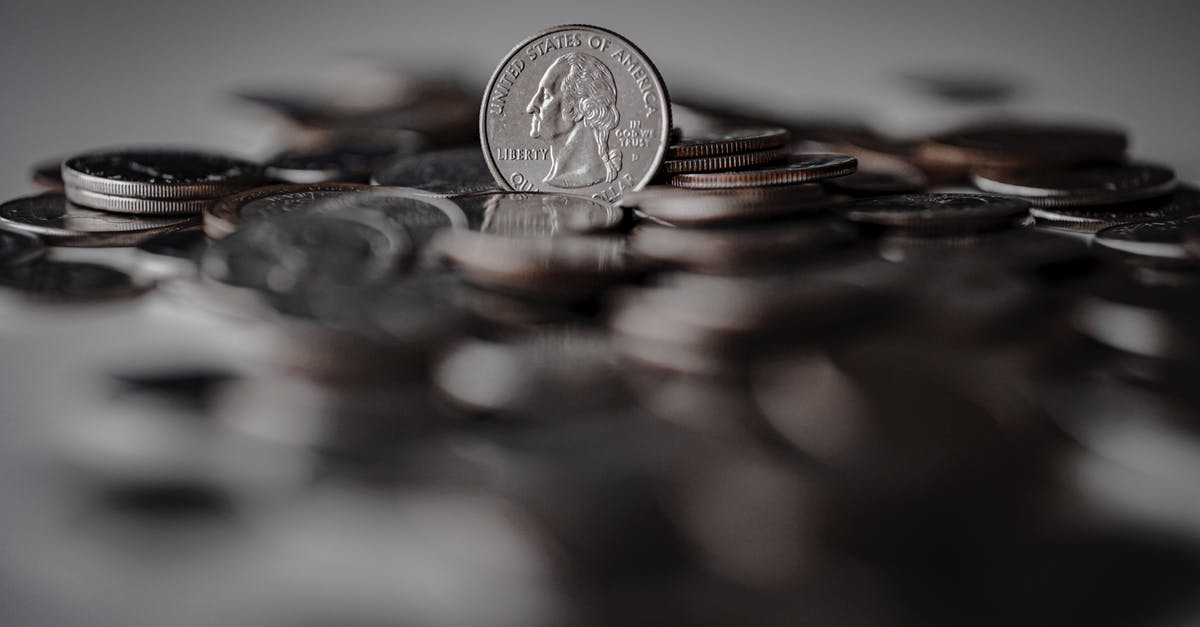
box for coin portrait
[481,25,671,202]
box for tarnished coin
[972,162,1177,207]
[64,187,217,215]
[203,182,373,238]
[0,260,147,301]
[203,212,411,294]
[0,193,198,246]
[264,132,427,184]
[63,149,263,198]
[843,193,1030,231]
[1093,218,1200,264]
[632,217,857,271]
[669,154,857,189]
[667,126,790,159]
[660,148,789,175]
[626,184,829,225]
[31,157,65,191]
[453,192,624,235]
[0,228,44,265]
[480,25,671,201]
[1028,186,1200,233]
[916,120,1128,170]
[372,147,500,196]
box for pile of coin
[3,23,1200,627]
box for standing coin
[203,183,373,238]
[0,194,198,247]
[372,147,500,197]
[0,229,44,265]
[62,149,264,198]
[972,162,1177,207]
[669,154,856,189]
[480,25,671,201]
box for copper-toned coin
[917,120,1128,170]
[203,182,372,238]
[63,148,263,199]
[669,153,856,189]
[972,162,1176,207]
[843,193,1030,231]
[0,193,198,247]
[666,127,790,159]
[625,184,829,225]
[660,147,789,175]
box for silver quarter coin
[0,228,45,265]
[62,148,263,199]
[0,193,198,247]
[480,25,671,201]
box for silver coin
[453,192,624,236]
[972,162,1177,207]
[480,25,671,201]
[0,193,198,246]
[371,147,500,197]
[0,228,45,265]
[65,186,216,215]
[304,188,468,249]
[62,148,263,199]
[203,183,373,238]
[0,260,148,301]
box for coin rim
[65,187,216,215]
[0,193,199,246]
[62,150,264,199]
[661,147,789,175]
[669,153,857,189]
[666,127,791,159]
[478,24,673,196]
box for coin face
[480,25,671,202]
[0,193,198,246]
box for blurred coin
[63,148,263,198]
[133,228,207,276]
[264,132,427,184]
[1094,217,1200,266]
[1028,187,1200,233]
[843,193,1030,232]
[631,217,857,272]
[31,157,65,191]
[824,169,926,196]
[1072,280,1200,362]
[626,184,830,225]
[203,212,411,294]
[64,187,216,215]
[667,126,789,159]
[480,25,672,200]
[203,182,372,238]
[670,153,856,189]
[454,191,624,235]
[303,187,469,249]
[0,193,198,246]
[0,228,44,265]
[898,68,1021,104]
[917,120,1128,170]
[973,162,1176,207]
[661,148,789,175]
[437,232,638,297]
[0,259,148,301]
[372,147,499,196]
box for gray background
[2,0,1198,198]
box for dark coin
[203,212,411,294]
[632,217,857,271]
[31,157,65,191]
[63,148,264,198]
[875,229,1094,280]
[661,148,789,175]
[264,132,427,184]
[1093,217,1200,265]
[0,260,147,300]
[973,162,1176,207]
[669,153,857,189]
[372,147,499,196]
[626,184,830,225]
[1027,186,1200,233]
[134,228,207,274]
[823,169,926,196]
[203,182,373,238]
[0,193,198,246]
[64,187,217,215]
[917,120,1128,169]
[667,127,791,159]
[0,228,44,265]
[843,193,1030,231]
[453,192,624,235]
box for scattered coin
[667,127,790,159]
[842,193,1030,231]
[480,25,672,200]
[917,120,1128,170]
[660,148,789,175]
[0,193,198,246]
[1027,187,1200,233]
[372,147,499,196]
[972,162,1177,207]
[0,260,148,300]
[203,182,373,238]
[62,148,263,199]
[669,153,857,189]
[0,228,45,265]
[1093,218,1200,266]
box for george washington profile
[525,52,623,188]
